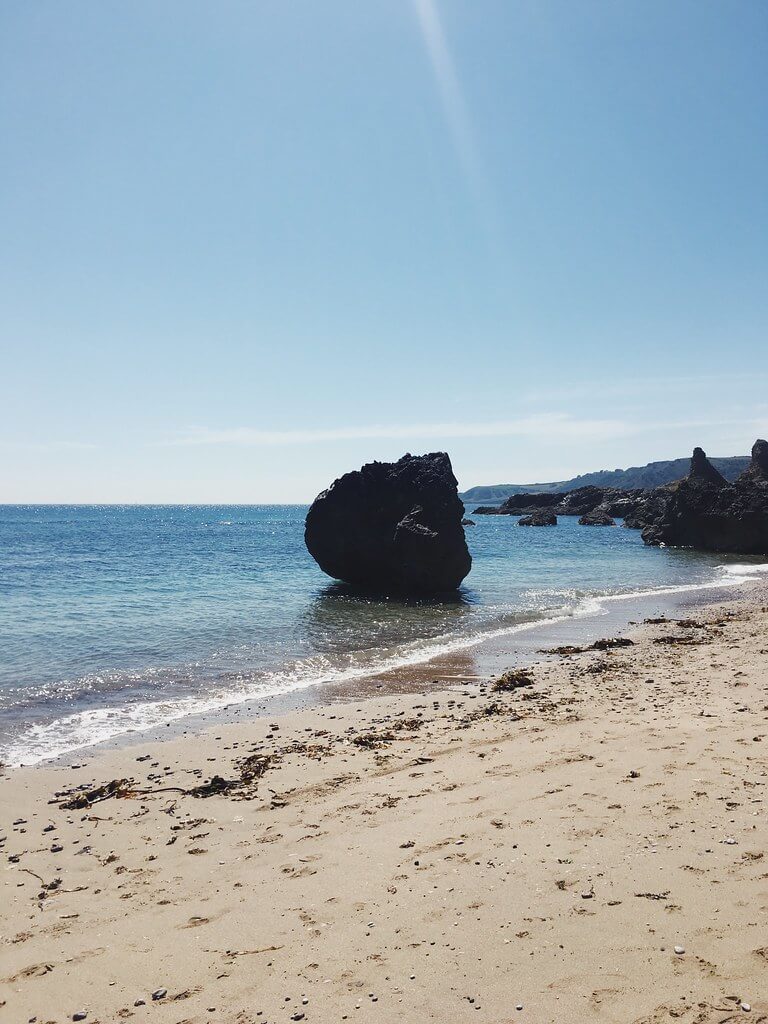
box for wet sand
[1,584,766,1023]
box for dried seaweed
[652,635,702,646]
[492,669,534,692]
[542,637,633,656]
[57,779,135,810]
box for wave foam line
[4,561,767,767]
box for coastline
[5,557,767,770]
[1,581,766,1022]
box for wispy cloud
[159,411,768,449]
[160,415,635,448]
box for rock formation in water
[473,492,561,516]
[473,486,648,521]
[518,510,557,526]
[641,442,768,555]
[469,440,768,554]
[559,487,614,517]
[460,454,750,503]
[304,452,472,593]
[578,509,616,526]
[738,438,768,484]
[689,446,728,485]
[621,487,675,530]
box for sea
[1,504,766,767]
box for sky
[1,0,766,502]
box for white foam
[4,559,766,767]
[3,607,577,766]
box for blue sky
[1,0,766,502]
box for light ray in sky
[412,0,490,212]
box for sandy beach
[2,585,766,1024]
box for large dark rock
[518,509,557,526]
[305,452,471,593]
[642,443,768,555]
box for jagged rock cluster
[640,441,768,554]
[473,485,648,523]
[473,440,768,555]
[305,452,472,593]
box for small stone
[73,1014,87,1022]
[51,844,64,853]
[674,945,685,955]
[724,837,737,845]
[151,989,167,1001]
[516,1005,523,1012]
[581,891,593,899]
[134,1000,145,1007]
[741,1004,751,1012]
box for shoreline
[4,559,768,770]
[1,582,766,1022]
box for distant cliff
[460,455,750,504]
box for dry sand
[1,586,767,1023]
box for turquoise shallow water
[0,504,765,764]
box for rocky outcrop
[304,452,472,593]
[738,439,768,484]
[578,509,616,526]
[559,486,611,516]
[642,443,768,555]
[518,510,557,526]
[474,486,648,521]
[621,486,676,530]
[689,446,727,485]
[460,454,750,503]
[471,442,768,554]
[473,492,561,516]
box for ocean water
[1,504,766,766]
